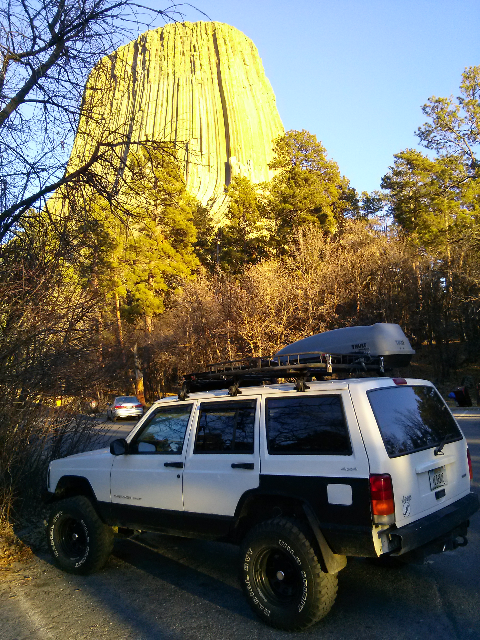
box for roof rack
[178,324,415,399]
[179,351,387,399]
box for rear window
[266,395,352,455]
[367,385,462,458]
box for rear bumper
[389,492,479,555]
[114,409,143,418]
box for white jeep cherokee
[45,325,479,631]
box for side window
[194,400,256,454]
[133,404,193,454]
[266,395,352,455]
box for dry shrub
[0,397,109,528]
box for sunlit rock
[70,21,284,222]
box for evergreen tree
[359,191,386,220]
[381,67,480,356]
[191,202,216,272]
[266,129,351,249]
[217,176,270,273]
[117,146,199,322]
[381,149,479,253]
[76,145,199,332]
[417,65,480,171]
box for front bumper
[389,492,479,555]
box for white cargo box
[275,323,415,369]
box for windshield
[367,385,462,458]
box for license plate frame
[429,465,447,491]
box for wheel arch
[234,490,306,532]
[52,475,98,504]
[234,490,346,574]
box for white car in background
[106,396,143,421]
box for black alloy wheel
[56,514,89,562]
[240,516,338,631]
[47,495,114,575]
[255,547,304,605]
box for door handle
[164,461,184,468]
[231,462,254,470]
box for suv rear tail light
[467,447,473,481]
[370,474,395,524]
[135,404,143,408]
[114,405,124,409]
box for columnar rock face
[71,21,284,221]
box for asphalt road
[1,410,479,640]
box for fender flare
[50,475,98,503]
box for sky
[145,0,480,195]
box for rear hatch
[365,381,470,527]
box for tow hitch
[443,535,468,552]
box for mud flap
[303,505,347,574]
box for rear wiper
[434,433,452,456]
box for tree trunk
[133,342,146,405]
[114,291,126,364]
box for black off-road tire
[240,517,338,631]
[47,496,114,575]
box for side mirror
[110,438,128,456]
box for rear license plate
[429,466,447,491]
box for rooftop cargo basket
[179,324,415,397]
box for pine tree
[417,65,480,170]
[266,130,351,250]
[76,145,199,333]
[381,149,479,253]
[217,176,270,273]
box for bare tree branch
[0,0,188,239]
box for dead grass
[0,521,33,569]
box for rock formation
[70,21,284,222]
